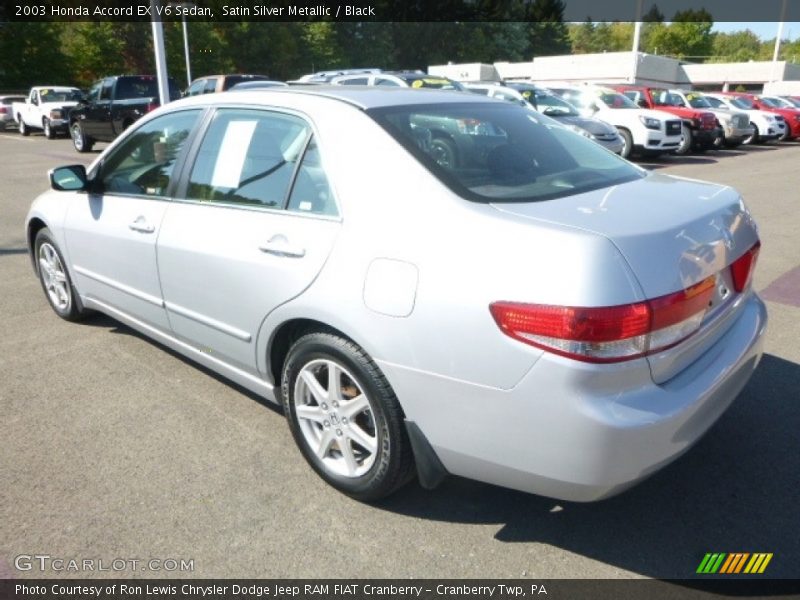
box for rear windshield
[116,77,181,101]
[222,75,269,90]
[368,103,644,204]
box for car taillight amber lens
[490,277,716,363]
[730,241,761,292]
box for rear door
[157,107,340,375]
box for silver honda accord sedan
[26,87,767,502]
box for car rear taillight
[489,277,716,363]
[730,241,761,292]
[146,101,159,113]
[0,106,7,114]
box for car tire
[430,137,458,169]
[778,124,791,142]
[281,331,415,501]
[43,118,56,139]
[71,121,93,152]
[743,124,758,145]
[713,130,724,149]
[618,128,633,159]
[18,116,29,136]
[675,125,692,155]
[34,228,87,322]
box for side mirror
[637,98,648,108]
[50,165,88,191]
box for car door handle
[128,217,155,234]
[259,235,306,258]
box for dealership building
[430,51,800,94]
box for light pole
[169,2,195,87]
[180,8,192,86]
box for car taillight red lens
[730,241,761,292]
[0,107,7,114]
[146,101,158,113]
[490,277,716,363]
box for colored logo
[697,553,773,574]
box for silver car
[26,88,767,502]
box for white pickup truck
[12,86,83,139]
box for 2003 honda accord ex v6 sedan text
[27,87,767,502]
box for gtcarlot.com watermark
[14,554,194,573]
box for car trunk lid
[490,172,760,383]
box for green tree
[710,30,762,62]
[0,23,71,90]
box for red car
[613,85,720,154]
[726,92,800,141]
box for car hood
[556,115,617,135]
[489,172,759,300]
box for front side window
[203,78,218,93]
[369,102,643,204]
[98,110,200,197]
[186,109,310,208]
[86,82,102,102]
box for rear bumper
[381,293,767,502]
[597,137,624,155]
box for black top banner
[3,0,800,23]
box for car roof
[195,85,486,110]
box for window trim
[90,107,206,202]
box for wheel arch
[268,318,360,390]
[27,217,48,273]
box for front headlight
[639,116,661,130]
[566,124,595,139]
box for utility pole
[151,0,171,106]
[630,0,644,83]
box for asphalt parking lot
[1,130,799,580]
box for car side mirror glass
[50,165,88,191]
[637,99,647,108]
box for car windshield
[704,96,724,108]
[759,97,790,108]
[784,97,800,108]
[39,89,82,103]
[730,96,755,110]
[530,91,580,117]
[402,76,464,91]
[368,102,643,204]
[683,92,713,108]
[598,92,638,109]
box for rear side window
[186,108,310,208]
[369,103,643,203]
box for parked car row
[486,81,800,160]
[10,69,800,166]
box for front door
[63,109,202,331]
